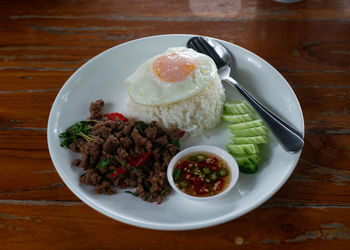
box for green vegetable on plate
[222,100,269,174]
[59,121,94,148]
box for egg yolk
[153,52,196,82]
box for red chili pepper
[177,163,184,170]
[210,164,219,172]
[193,185,200,194]
[214,179,224,191]
[177,161,189,170]
[198,162,206,168]
[192,176,202,186]
[108,166,128,179]
[194,185,209,195]
[179,130,186,138]
[104,112,128,122]
[180,170,188,179]
[128,151,152,167]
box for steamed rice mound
[127,77,225,136]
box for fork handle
[224,77,304,153]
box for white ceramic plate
[47,34,304,230]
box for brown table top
[1,0,350,249]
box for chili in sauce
[173,153,231,197]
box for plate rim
[47,34,304,230]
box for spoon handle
[224,77,304,153]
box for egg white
[125,47,218,106]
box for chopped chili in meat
[108,165,128,179]
[128,151,152,167]
[104,112,128,122]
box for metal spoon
[187,36,304,153]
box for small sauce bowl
[167,145,239,201]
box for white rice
[126,77,225,136]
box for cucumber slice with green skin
[226,143,259,154]
[224,100,244,105]
[222,113,258,123]
[235,158,258,174]
[231,135,268,144]
[230,126,268,137]
[232,154,260,165]
[231,154,260,164]
[235,156,260,165]
[224,101,255,114]
[223,100,271,174]
[254,144,259,153]
[228,119,264,130]
[229,151,259,174]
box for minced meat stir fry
[59,99,183,203]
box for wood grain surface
[0,0,349,249]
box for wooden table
[1,0,349,249]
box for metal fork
[187,36,304,153]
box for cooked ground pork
[65,99,182,203]
[89,99,104,120]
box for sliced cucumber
[224,100,255,114]
[226,143,259,155]
[230,135,268,144]
[239,164,258,174]
[228,119,264,131]
[230,126,268,137]
[222,113,258,123]
[224,100,243,105]
[235,156,258,174]
[234,154,260,164]
[223,100,270,174]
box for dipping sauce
[172,153,231,197]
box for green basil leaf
[144,193,150,200]
[124,191,139,197]
[115,158,128,166]
[97,158,112,169]
[60,138,72,148]
[135,125,142,134]
[59,132,69,138]
[59,120,93,149]
[170,139,180,148]
[160,186,171,195]
[66,124,75,134]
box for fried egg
[126,47,218,106]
